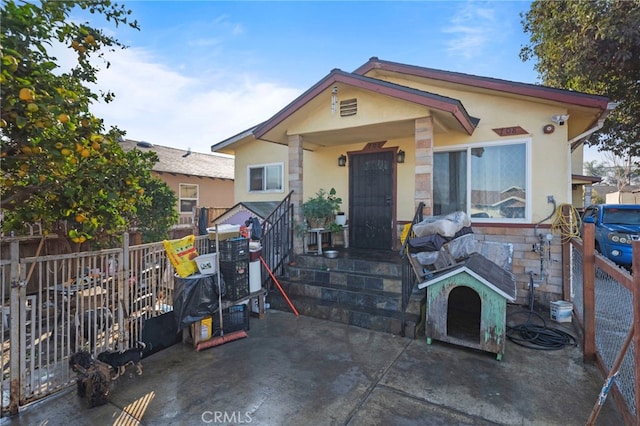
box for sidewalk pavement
[2,308,623,425]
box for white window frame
[179,183,199,214]
[247,162,284,193]
[434,138,531,223]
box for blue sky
[69,1,600,162]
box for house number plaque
[492,126,528,137]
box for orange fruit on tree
[19,88,34,102]
[75,214,86,223]
[58,114,70,124]
[80,149,90,158]
[27,103,39,112]
[91,141,100,150]
[60,148,71,156]
[81,118,90,128]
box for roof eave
[355,57,611,110]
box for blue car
[582,204,640,267]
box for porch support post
[414,116,434,216]
[288,134,304,254]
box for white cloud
[442,2,505,60]
[90,47,300,154]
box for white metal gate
[0,234,210,416]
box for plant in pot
[302,188,342,229]
[335,211,346,226]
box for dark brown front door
[349,151,394,249]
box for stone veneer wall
[472,226,563,307]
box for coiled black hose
[506,309,577,350]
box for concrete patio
[1,307,623,425]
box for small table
[304,226,349,255]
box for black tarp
[141,311,182,357]
[173,273,225,331]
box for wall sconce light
[396,150,405,164]
[338,154,347,167]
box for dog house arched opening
[447,285,481,343]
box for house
[604,186,640,204]
[120,139,234,227]
[211,57,612,304]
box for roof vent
[340,98,357,117]
[137,141,153,148]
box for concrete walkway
[2,309,622,425]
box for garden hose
[506,272,577,350]
[506,309,577,350]
[551,203,583,243]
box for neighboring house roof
[212,201,281,226]
[470,189,525,206]
[120,139,234,180]
[572,174,602,185]
[417,253,516,302]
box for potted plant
[302,188,342,229]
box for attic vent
[340,98,357,117]
[137,141,153,148]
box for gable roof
[212,201,281,226]
[212,57,612,154]
[253,69,480,140]
[354,57,610,110]
[120,139,234,180]
[417,253,516,301]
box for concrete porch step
[269,250,424,338]
[268,292,420,337]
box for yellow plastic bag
[400,223,412,245]
[163,235,199,277]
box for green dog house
[417,253,516,360]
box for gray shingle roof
[418,253,516,301]
[120,139,234,180]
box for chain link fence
[571,243,637,422]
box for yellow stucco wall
[232,78,597,225]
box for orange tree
[0,0,178,247]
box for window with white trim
[179,183,198,214]
[248,163,284,192]
[434,140,528,221]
